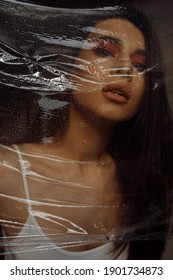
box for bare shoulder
[0,144,21,181]
[0,144,30,233]
[0,143,40,186]
[0,144,26,196]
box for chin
[90,105,139,123]
[72,96,140,124]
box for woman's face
[72,18,147,122]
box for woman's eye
[93,46,114,57]
[133,62,146,73]
[131,53,147,74]
[92,41,119,58]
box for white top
[3,216,118,260]
[2,145,128,260]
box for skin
[0,19,147,252]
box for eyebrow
[96,35,122,45]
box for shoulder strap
[13,144,32,212]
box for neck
[56,105,116,162]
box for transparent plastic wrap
[0,0,173,260]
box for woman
[0,2,172,259]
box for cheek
[86,64,103,79]
[128,76,146,116]
[133,75,146,100]
[77,51,109,82]
[72,65,104,94]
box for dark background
[133,0,173,259]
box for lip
[102,83,130,104]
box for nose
[110,66,133,82]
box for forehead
[87,18,145,50]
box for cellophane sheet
[0,0,172,260]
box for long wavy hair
[0,3,173,260]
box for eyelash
[93,46,114,57]
[132,62,147,73]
